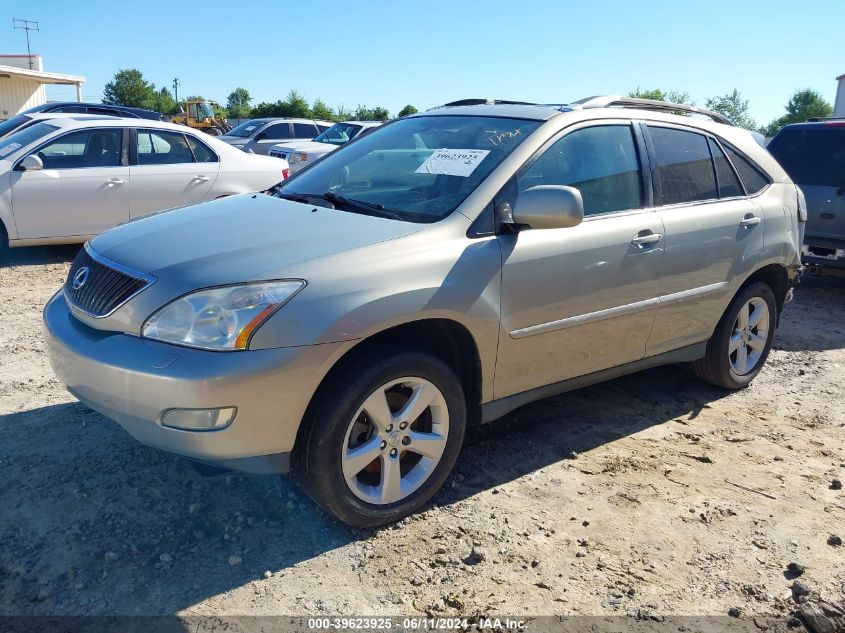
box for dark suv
[23,102,163,120]
[768,120,845,270]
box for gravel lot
[1,245,844,627]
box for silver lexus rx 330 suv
[44,96,805,527]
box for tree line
[101,68,833,134]
[628,87,833,136]
[101,68,417,122]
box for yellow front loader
[167,100,231,136]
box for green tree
[354,105,390,120]
[226,87,252,118]
[628,87,694,105]
[334,104,353,120]
[704,89,756,130]
[761,89,833,137]
[103,69,157,108]
[397,104,418,117]
[250,101,278,118]
[283,89,312,118]
[149,86,179,115]
[311,98,335,121]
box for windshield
[227,120,264,138]
[768,128,845,187]
[314,123,363,146]
[198,102,215,118]
[0,122,59,158]
[0,115,32,140]
[276,115,540,223]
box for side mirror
[254,133,267,141]
[18,154,44,172]
[511,185,584,230]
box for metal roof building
[0,55,85,119]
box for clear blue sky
[3,0,842,126]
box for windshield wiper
[320,192,406,221]
[276,191,313,204]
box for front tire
[692,282,777,389]
[294,350,466,528]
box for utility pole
[13,19,39,70]
[172,78,180,104]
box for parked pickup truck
[269,121,382,174]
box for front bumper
[43,292,347,473]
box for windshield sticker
[487,128,523,146]
[0,142,22,157]
[244,126,256,132]
[415,149,490,177]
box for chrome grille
[64,245,155,318]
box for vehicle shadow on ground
[0,244,80,269]
[1,362,731,616]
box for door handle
[106,178,125,186]
[631,232,663,248]
[193,175,210,182]
[739,215,761,228]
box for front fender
[248,230,504,400]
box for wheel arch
[295,318,484,454]
[739,263,790,324]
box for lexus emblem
[72,266,90,290]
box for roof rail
[570,95,734,126]
[807,116,845,122]
[436,98,538,108]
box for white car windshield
[0,122,59,158]
[314,123,363,146]
[276,115,540,223]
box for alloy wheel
[341,377,449,505]
[729,297,770,375]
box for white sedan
[0,117,289,250]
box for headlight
[288,153,307,164]
[142,281,304,350]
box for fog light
[161,407,237,431]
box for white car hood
[271,140,331,153]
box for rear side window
[518,124,642,215]
[293,123,318,138]
[722,144,770,194]
[186,135,218,162]
[708,138,744,198]
[137,130,195,165]
[648,126,717,205]
[767,128,842,188]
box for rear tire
[691,282,777,389]
[294,349,466,528]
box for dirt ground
[1,245,844,626]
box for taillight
[282,168,290,179]
[796,185,808,222]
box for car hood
[271,140,330,153]
[218,136,249,145]
[89,193,424,285]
